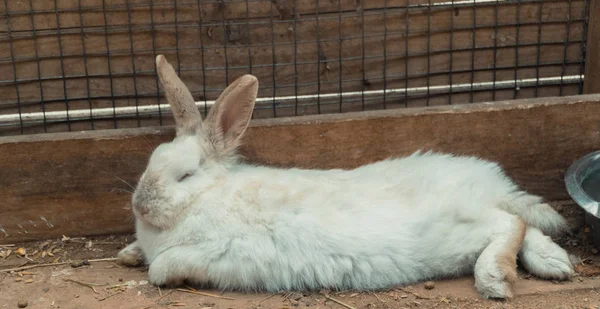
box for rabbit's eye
[178,173,193,182]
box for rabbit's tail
[499,191,569,237]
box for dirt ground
[2,230,600,309]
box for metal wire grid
[0,0,589,135]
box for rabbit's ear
[205,74,258,155]
[156,55,202,136]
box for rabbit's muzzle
[131,175,161,219]
[133,203,150,216]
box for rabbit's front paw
[117,241,145,267]
[148,262,184,287]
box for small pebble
[118,278,123,282]
[424,281,435,290]
[17,300,28,308]
[15,248,26,257]
[70,260,84,268]
[158,299,171,306]
[42,288,49,293]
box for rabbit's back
[247,151,517,215]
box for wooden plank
[0,0,585,69]
[1,0,585,33]
[2,0,578,32]
[584,0,600,93]
[0,6,585,103]
[1,94,600,243]
[0,35,584,106]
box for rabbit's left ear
[156,55,202,136]
[204,75,258,155]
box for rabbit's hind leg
[473,211,526,299]
[147,246,208,288]
[518,226,573,280]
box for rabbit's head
[131,55,258,229]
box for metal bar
[0,75,585,126]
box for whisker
[101,172,136,191]
[141,136,158,152]
[116,188,135,194]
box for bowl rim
[565,150,600,218]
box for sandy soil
[2,232,600,309]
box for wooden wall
[0,0,588,135]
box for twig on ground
[169,302,186,307]
[323,294,357,309]
[156,290,175,303]
[96,289,125,301]
[580,256,593,264]
[2,262,68,272]
[0,257,117,273]
[257,293,276,303]
[282,292,293,300]
[176,288,235,300]
[334,289,356,295]
[158,286,163,297]
[87,258,118,263]
[371,292,385,303]
[63,278,106,294]
[104,283,128,290]
[397,287,430,300]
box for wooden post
[585,0,600,93]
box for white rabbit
[117,54,574,299]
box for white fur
[519,227,573,280]
[126,149,572,297]
[118,56,573,299]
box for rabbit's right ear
[156,55,202,136]
[204,74,258,156]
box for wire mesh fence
[0,0,589,136]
